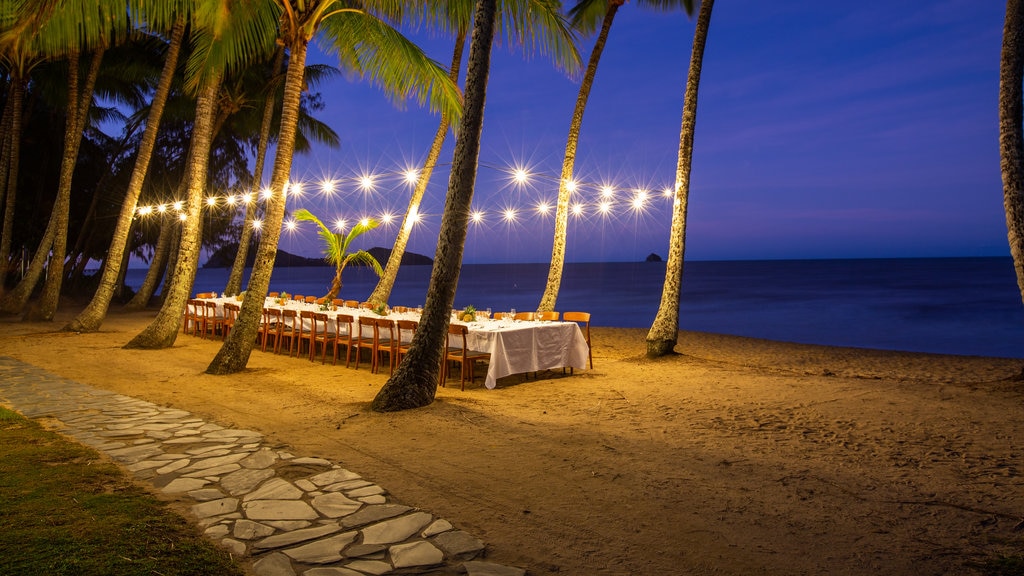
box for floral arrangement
[372,302,390,316]
[460,305,477,322]
[278,291,290,305]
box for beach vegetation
[373,0,500,412]
[647,0,714,357]
[368,0,579,307]
[0,406,243,576]
[294,208,383,302]
[538,0,695,313]
[999,0,1024,307]
[206,0,462,375]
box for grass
[0,406,245,576]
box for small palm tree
[293,208,383,302]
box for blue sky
[270,0,1007,264]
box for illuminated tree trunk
[225,48,284,298]
[539,1,622,312]
[372,0,498,412]
[207,41,310,374]
[1001,0,1024,306]
[0,77,25,290]
[125,70,223,349]
[369,28,466,306]
[646,0,714,357]
[66,17,185,331]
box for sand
[2,307,1023,575]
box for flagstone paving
[0,356,525,576]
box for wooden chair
[441,324,490,390]
[261,307,282,352]
[394,320,418,369]
[513,311,535,321]
[268,291,280,298]
[392,305,409,313]
[183,299,202,335]
[332,314,355,366]
[353,316,378,370]
[359,301,373,309]
[344,300,359,308]
[563,311,593,371]
[195,292,216,298]
[295,310,317,359]
[375,318,397,375]
[222,302,240,339]
[277,309,300,355]
[332,298,346,309]
[203,301,226,339]
[536,311,559,321]
[492,312,510,320]
[305,295,318,304]
[309,312,335,362]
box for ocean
[125,257,1024,359]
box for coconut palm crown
[293,208,383,302]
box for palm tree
[1001,0,1024,306]
[368,0,578,306]
[206,0,462,375]
[372,0,499,412]
[538,0,694,312]
[294,208,383,301]
[646,0,714,357]
[64,8,188,332]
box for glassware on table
[509,308,516,320]
[485,307,492,319]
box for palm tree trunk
[224,47,284,297]
[0,92,14,274]
[65,18,185,331]
[0,51,86,316]
[646,0,714,357]
[369,28,467,306]
[372,0,498,412]
[125,70,224,349]
[1001,0,1024,306]
[0,77,26,290]
[539,1,622,312]
[30,47,105,322]
[207,41,311,374]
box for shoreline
[2,307,1023,574]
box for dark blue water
[126,257,1024,359]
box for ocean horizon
[124,256,1024,360]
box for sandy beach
[2,307,1023,575]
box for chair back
[344,300,360,308]
[447,323,469,349]
[335,314,354,336]
[359,301,373,309]
[537,311,559,321]
[395,319,418,343]
[513,312,535,321]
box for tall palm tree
[64,8,187,332]
[223,47,283,297]
[206,0,461,374]
[538,0,694,312]
[372,0,498,412]
[294,208,383,301]
[368,0,579,306]
[1001,0,1024,306]
[646,0,713,357]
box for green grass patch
[0,407,245,576]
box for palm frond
[497,0,581,74]
[317,10,462,123]
[344,249,384,277]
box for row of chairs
[183,295,592,389]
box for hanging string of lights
[134,163,679,233]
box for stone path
[0,356,524,576]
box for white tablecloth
[197,298,589,388]
[460,319,590,389]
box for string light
[133,165,675,233]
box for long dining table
[199,296,590,388]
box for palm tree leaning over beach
[646,0,714,357]
[1000,0,1024,306]
[293,209,383,302]
[206,0,461,374]
[64,4,188,332]
[537,0,693,313]
[368,0,578,306]
[372,0,499,412]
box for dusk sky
[265,0,1006,265]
